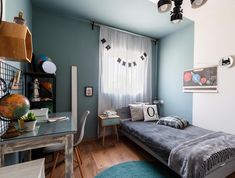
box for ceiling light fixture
[170,1,183,24]
[154,0,208,24]
[191,0,208,8]
[158,0,172,13]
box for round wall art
[42,61,57,74]
[219,56,233,69]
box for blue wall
[5,0,32,29]
[158,24,194,123]
[32,7,158,138]
[4,0,32,69]
[32,8,99,138]
[3,0,32,165]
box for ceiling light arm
[173,0,183,7]
[170,0,183,24]
[171,0,183,14]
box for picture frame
[85,86,93,97]
[183,66,218,93]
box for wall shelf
[0,21,33,62]
[25,72,56,113]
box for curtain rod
[92,22,157,42]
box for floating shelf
[0,21,33,62]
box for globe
[0,94,30,121]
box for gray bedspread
[168,131,235,178]
[120,119,211,162]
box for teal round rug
[95,161,179,178]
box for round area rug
[95,161,178,178]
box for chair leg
[76,146,82,164]
[50,152,59,178]
[75,148,84,178]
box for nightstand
[98,114,120,145]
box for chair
[43,110,90,178]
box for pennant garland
[101,38,106,44]
[105,45,111,50]
[101,38,147,68]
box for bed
[117,108,235,178]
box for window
[98,27,152,113]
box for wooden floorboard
[45,136,235,178]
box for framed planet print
[183,66,218,93]
[85,86,93,97]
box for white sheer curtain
[98,27,152,114]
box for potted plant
[21,112,37,131]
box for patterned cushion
[129,104,144,121]
[157,116,189,129]
[143,105,159,122]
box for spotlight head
[191,0,208,9]
[170,2,183,24]
[171,12,183,24]
[157,0,172,13]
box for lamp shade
[158,0,172,13]
[0,21,33,62]
[191,0,207,8]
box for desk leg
[65,134,74,178]
[0,145,4,167]
[115,125,119,142]
[102,127,106,146]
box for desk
[0,112,76,178]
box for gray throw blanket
[168,132,235,178]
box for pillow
[157,116,189,129]
[143,105,159,122]
[129,104,144,121]
[116,107,131,119]
[135,102,149,105]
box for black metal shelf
[24,72,56,78]
[25,72,56,113]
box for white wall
[183,0,235,134]
[2,0,5,20]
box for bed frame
[119,128,235,178]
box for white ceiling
[32,0,194,39]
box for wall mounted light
[155,0,208,24]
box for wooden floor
[45,137,235,178]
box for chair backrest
[74,110,90,146]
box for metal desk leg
[0,145,4,167]
[65,134,74,178]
